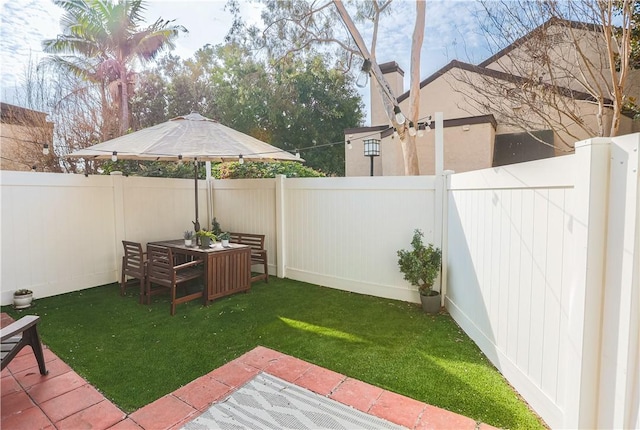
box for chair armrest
[1,316,40,342]
[174,259,203,271]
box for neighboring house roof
[392,18,628,115]
[0,103,49,126]
[478,18,601,68]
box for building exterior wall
[0,103,53,172]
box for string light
[111,151,118,162]
[178,154,183,165]
[31,165,37,172]
[42,144,49,155]
[408,122,417,137]
[393,106,406,125]
[238,154,244,165]
[347,140,352,150]
[356,59,372,88]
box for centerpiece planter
[196,230,216,249]
[183,230,194,247]
[218,232,231,247]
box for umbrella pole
[193,160,200,232]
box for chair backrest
[146,244,174,283]
[229,232,265,252]
[122,241,145,276]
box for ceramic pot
[184,239,192,246]
[13,292,33,309]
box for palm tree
[42,0,187,135]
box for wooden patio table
[148,240,251,304]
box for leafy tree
[228,0,425,175]
[42,0,186,136]
[132,44,363,176]
[212,161,325,179]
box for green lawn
[3,279,545,429]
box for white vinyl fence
[447,134,639,429]
[0,134,637,429]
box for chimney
[370,61,404,125]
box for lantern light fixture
[356,59,372,88]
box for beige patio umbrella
[67,112,301,231]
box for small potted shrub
[196,230,216,249]
[218,232,231,247]
[13,289,34,309]
[397,229,442,314]
[183,230,194,246]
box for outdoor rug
[181,372,406,430]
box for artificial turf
[2,279,546,429]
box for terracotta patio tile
[264,354,313,383]
[130,394,197,430]
[13,358,72,390]
[6,350,47,374]
[1,374,22,397]
[208,360,260,388]
[27,371,87,404]
[40,383,106,423]
[106,417,143,429]
[294,364,345,395]
[1,390,36,420]
[55,399,126,430]
[172,376,232,410]
[369,389,426,429]
[415,404,478,430]
[0,404,54,430]
[236,345,285,369]
[329,377,384,413]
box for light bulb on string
[42,143,49,155]
[295,150,300,159]
[393,128,398,138]
[408,121,417,137]
[347,140,352,150]
[178,154,183,165]
[111,151,118,162]
[238,154,244,165]
[393,106,406,125]
[31,165,37,172]
[417,124,425,137]
[355,59,371,88]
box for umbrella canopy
[66,113,301,232]
[66,112,300,162]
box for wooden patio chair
[146,244,204,316]
[121,241,146,303]
[229,232,268,283]
[1,315,48,375]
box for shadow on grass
[1,278,544,429]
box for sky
[0,0,492,124]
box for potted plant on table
[183,230,194,246]
[13,289,34,309]
[397,229,442,314]
[218,232,231,247]
[196,230,216,249]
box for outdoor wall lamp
[363,138,380,176]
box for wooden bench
[1,315,48,375]
[229,233,268,283]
